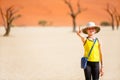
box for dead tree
[0,6,21,36]
[105,3,120,30]
[64,0,86,32]
[105,4,116,30]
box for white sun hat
[82,22,100,34]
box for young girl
[76,22,104,80]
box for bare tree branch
[0,7,6,28]
[64,0,74,15]
[75,0,80,15]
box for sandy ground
[0,27,120,80]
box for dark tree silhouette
[0,6,21,36]
[105,3,120,30]
[105,4,116,30]
[63,0,86,32]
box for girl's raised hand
[76,26,81,35]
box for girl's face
[86,28,96,36]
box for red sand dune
[0,0,120,26]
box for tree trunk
[111,15,115,30]
[116,20,119,30]
[115,16,119,30]
[4,23,11,36]
[72,16,76,32]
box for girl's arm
[99,43,104,76]
[76,27,86,44]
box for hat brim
[82,26,100,34]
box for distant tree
[0,6,21,36]
[105,3,120,30]
[63,0,86,32]
[115,12,120,30]
[105,4,116,30]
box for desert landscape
[0,0,120,26]
[0,26,120,80]
[0,0,120,80]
